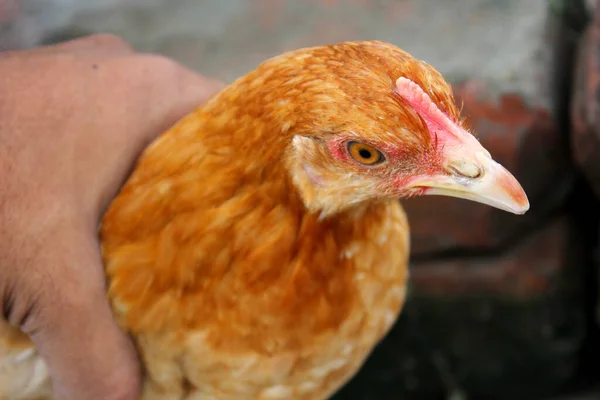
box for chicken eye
[347,141,385,165]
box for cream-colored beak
[412,150,530,215]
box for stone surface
[0,0,568,89]
[334,214,588,400]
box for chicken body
[100,75,411,400]
[0,41,528,399]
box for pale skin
[0,34,223,400]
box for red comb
[394,77,463,143]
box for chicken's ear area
[394,77,529,215]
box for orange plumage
[0,41,528,399]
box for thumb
[21,231,141,400]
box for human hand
[0,34,223,400]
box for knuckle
[136,53,184,77]
[128,53,191,95]
[95,372,141,400]
[84,33,133,52]
[61,373,140,400]
[19,261,106,333]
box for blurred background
[1,0,599,399]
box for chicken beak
[408,135,529,215]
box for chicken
[0,40,529,400]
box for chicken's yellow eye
[347,141,385,165]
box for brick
[409,216,577,296]
[334,215,588,400]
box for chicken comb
[394,77,463,143]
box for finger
[22,231,141,400]
[143,55,226,136]
[20,34,135,58]
[127,54,226,147]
